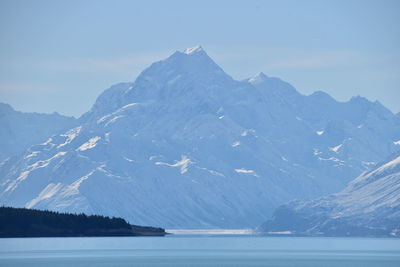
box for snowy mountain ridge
[257,152,400,237]
[0,103,77,161]
[0,46,399,228]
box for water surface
[0,235,399,266]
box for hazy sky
[0,0,399,117]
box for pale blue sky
[0,0,399,117]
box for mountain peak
[349,95,369,104]
[248,72,301,98]
[0,103,15,115]
[248,72,268,84]
[183,45,204,55]
[132,45,231,88]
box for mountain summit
[82,46,233,121]
[248,72,269,84]
[1,47,399,228]
[183,45,204,55]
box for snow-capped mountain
[257,153,400,237]
[0,46,399,228]
[0,103,77,161]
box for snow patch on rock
[155,156,192,174]
[77,137,101,151]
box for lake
[0,234,399,266]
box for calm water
[0,235,399,267]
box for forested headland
[0,206,166,237]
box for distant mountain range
[257,152,400,237]
[0,103,77,161]
[0,46,399,228]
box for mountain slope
[0,103,77,161]
[0,46,399,228]
[257,153,400,237]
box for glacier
[0,46,399,228]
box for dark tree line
[0,206,166,237]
